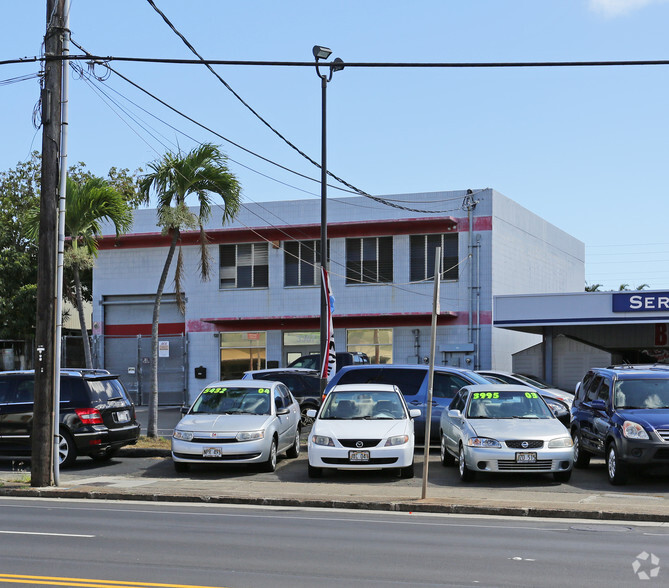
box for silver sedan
[171,379,301,473]
[439,385,574,482]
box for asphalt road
[0,497,667,587]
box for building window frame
[345,236,393,285]
[284,240,322,287]
[410,233,459,282]
[219,243,269,289]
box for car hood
[313,419,410,440]
[616,408,669,430]
[175,414,272,432]
[470,418,569,440]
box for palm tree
[27,176,133,367]
[139,143,240,437]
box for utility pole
[32,0,65,487]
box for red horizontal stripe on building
[104,323,185,336]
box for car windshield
[466,390,553,419]
[190,386,271,415]
[320,390,406,420]
[614,379,669,409]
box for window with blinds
[284,240,321,287]
[219,243,269,289]
[409,234,459,282]
[346,236,393,284]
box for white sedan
[307,384,420,479]
[172,379,301,473]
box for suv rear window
[84,378,131,404]
[614,378,669,409]
[336,368,426,396]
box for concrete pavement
[2,442,669,523]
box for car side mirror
[180,405,189,415]
[448,409,462,419]
[409,409,421,419]
[590,399,607,411]
[306,409,317,418]
[276,407,290,416]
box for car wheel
[553,469,572,483]
[606,442,628,486]
[572,430,591,468]
[261,438,278,472]
[458,444,475,482]
[57,429,77,468]
[308,464,323,478]
[173,461,189,473]
[440,434,455,466]
[300,405,316,428]
[286,427,301,459]
[399,462,415,479]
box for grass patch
[133,435,171,450]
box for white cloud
[589,0,668,16]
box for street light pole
[313,46,344,394]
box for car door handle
[409,400,421,406]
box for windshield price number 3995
[349,450,370,462]
[515,451,537,463]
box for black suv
[571,365,669,485]
[287,352,369,372]
[0,369,140,467]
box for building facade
[92,189,584,405]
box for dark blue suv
[571,365,669,485]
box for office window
[219,243,268,289]
[347,328,393,364]
[219,332,266,379]
[284,240,321,287]
[410,234,459,282]
[346,237,393,284]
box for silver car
[171,379,301,473]
[439,385,574,483]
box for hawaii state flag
[320,267,336,380]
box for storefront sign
[612,292,669,312]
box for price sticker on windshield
[524,392,539,399]
[472,392,499,400]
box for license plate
[203,447,222,458]
[349,450,370,462]
[115,410,130,423]
[516,452,537,463]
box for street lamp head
[332,57,345,72]
[313,45,332,60]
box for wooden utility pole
[32,0,65,487]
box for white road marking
[0,530,94,538]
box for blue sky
[3,0,669,291]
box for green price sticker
[472,392,499,400]
[524,392,539,399]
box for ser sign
[612,292,669,312]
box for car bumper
[308,442,414,470]
[463,445,574,473]
[617,438,669,466]
[74,423,141,455]
[171,437,271,464]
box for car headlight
[467,437,501,448]
[622,421,649,440]
[236,430,264,441]
[173,429,193,441]
[311,435,335,447]
[385,435,409,446]
[548,436,574,448]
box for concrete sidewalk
[2,449,669,523]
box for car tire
[572,429,591,469]
[173,461,189,473]
[399,462,415,479]
[308,464,323,478]
[606,442,628,486]
[553,469,572,483]
[57,429,77,468]
[261,438,278,473]
[286,427,301,459]
[440,434,455,466]
[458,444,476,482]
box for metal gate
[102,334,187,406]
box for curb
[1,486,666,523]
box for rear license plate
[114,410,130,423]
[203,447,222,458]
[349,450,370,462]
[516,452,537,463]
